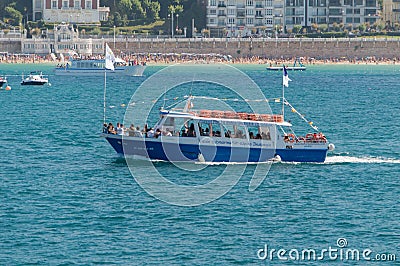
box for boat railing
[174,109,284,123]
[283,133,327,144]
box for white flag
[282,65,291,87]
[105,43,115,71]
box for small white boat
[54,57,146,76]
[0,76,7,87]
[21,72,49,86]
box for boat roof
[160,109,292,127]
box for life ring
[305,133,314,139]
[288,133,295,143]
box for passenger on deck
[103,123,108,133]
[181,129,187,137]
[249,132,254,139]
[187,123,196,137]
[147,128,155,138]
[163,128,172,136]
[117,124,125,135]
[108,123,116,134]
[255,133,262,139]
[155,128,162,138]
[127,124,136,136]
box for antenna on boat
[162,87,167,110]
[183,95,193,112]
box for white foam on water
[324,156,400,164]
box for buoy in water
[5,86,11,90]
[328,143,335,151]
[272,155,281,162]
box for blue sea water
[0,63,399,265]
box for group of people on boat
[284,132,327,143]
[104,122,173,138]
[103,121,273,141]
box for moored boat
[54,57,146,76]
[0,76,7,87]
[267,58,306,71]
[21,72,48,85]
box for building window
[209,9,216,14]
[265,0,273,7]
[228,9,235,15]
[86,1,92,9]
[246,9,254,15]
[63,1,68,8]
[228,0,235,6]
[354,8,360,14]
[365,0,376,7]
[246,17,253,24]
[265,18,272,25]
[75,1,80,8]
[246,0,253,6]
[228,17,235,24]
[354,17,360,23]
[35,0,42,9]
[346,17,352,23]
[210,0,217,6]
[52,0,57,9]
[209,18,215,24]
[265,9,272,16]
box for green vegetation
[0,0,206,36]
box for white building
[32,0,110,24]
[206,0,379,37]
[21,22,104,55]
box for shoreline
[0,54,399,66]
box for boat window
[180,119,196,137]
[211,123,222,137]
[260,126,271,140]
[223,124,247,139]
[159,117,180,136]
[248,126,260,139]
[198,122,210,136]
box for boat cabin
[150,109,290,142]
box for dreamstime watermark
[122,64,276,206]
[257,238,397,262]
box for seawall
[2,37,400,59]
[118,37,400,59]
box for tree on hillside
[5,4,23,26]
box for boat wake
[324,155,400,164]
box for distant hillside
[0,0,206,35]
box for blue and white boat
[54,57,146,76]
[0,76,6,87]
[21,71,48,85]
[103,95,334,163]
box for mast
[103,67,106,124]
[282,67,285,119]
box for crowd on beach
[1,52,399,65]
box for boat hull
[21,81,48,85]
[104,134,327,163]
[54,65,146,76]
[276,148,327,162]
[267,66,306,71]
